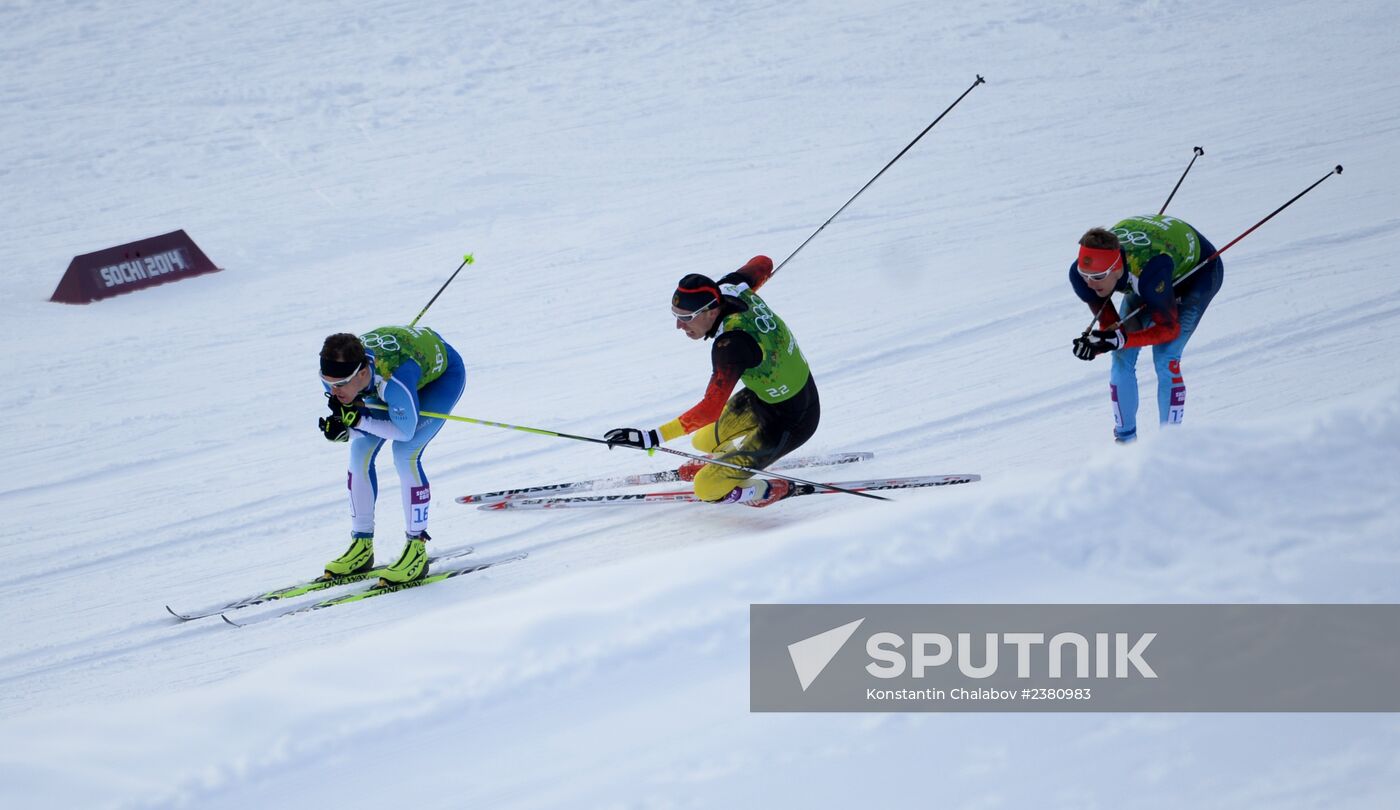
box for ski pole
[772,74,987,277]
[1158,146,1204,216]
[1112,165,1343,327]
[361,403,890,502]
[653,445,890,501]
[409,253,475,328]
[1084,147,1207,332]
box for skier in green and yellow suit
[604,256,820,507]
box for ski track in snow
[6,397,1400,809]
[2,0,1399,807]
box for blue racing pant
[347,346,465,536]
[1109,263,1223,440]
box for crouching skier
[604,255,820,507]
[1069,216,1224,443]
[317,326,465,582]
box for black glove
[604,427,660,452]
[326,394,363,428]
[716,271,747,288]
[319,416,349,442]
[1072,328,1125,361]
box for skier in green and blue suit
[318,326,465,583]
[1069,215,1224,442]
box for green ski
[220,552,528,627]
[166,546,476,620]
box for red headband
[1077,245,1121,274]
[673,283,721,312]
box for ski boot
[323,533,375,579]
[744,479,803,508]
[379,531,430,585]
[677,457,709,482]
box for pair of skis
[166,545,527,626]
[221,551,528,627]
[169,453,979,625]
[456,451,980,510]
[455,451,875,505]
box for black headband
[321,358,362,378]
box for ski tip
[220,614,243,628]
[165,605,190,621]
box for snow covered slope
[2,0,1398,807]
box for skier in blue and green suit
[317,326,465,583]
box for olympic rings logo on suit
[362,332,401,352]
[1111,228,1153,247]
[750,302,779,334]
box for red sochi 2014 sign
[50,230,222,304]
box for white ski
[480,474,981,511]
[456,451,875,505]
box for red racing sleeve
[1122,300,1181,348]
[657,332,762,440]
[719,255,774,292]
[1092,300,1120,331]
[1121,256,1184,348]
[667,364,743,437]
